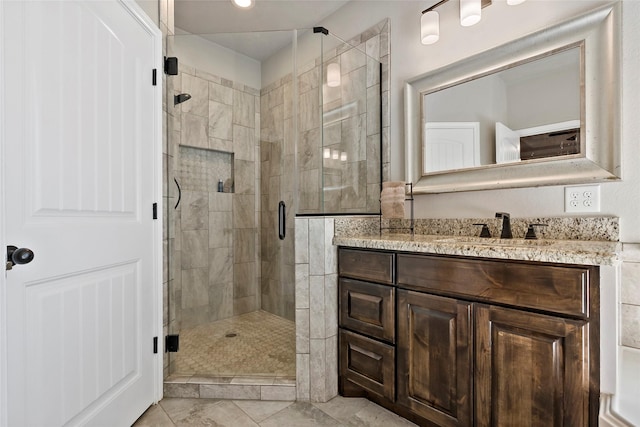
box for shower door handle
[174,178,181,209]
[278,201,286,240]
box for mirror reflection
[421,45,581,175]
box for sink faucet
[495,212,512,239]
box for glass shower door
[164,30,297,379]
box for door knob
[6,245,35,270]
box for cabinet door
[397,290,472,426]
[475,304,588,427]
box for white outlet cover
[564,185,601,213]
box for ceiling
[174,0,351,61]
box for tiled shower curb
[164,375,296,401]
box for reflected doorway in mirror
[423,122,480,174]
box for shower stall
[163,24,385,383]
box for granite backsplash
[334,216,619,242]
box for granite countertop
[333,233,620,266]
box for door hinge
[313,26,329,35]
[165,335,179,353]
[153,336,158,354]
[152,69,157,86]
[152,202,158,220]
[164,57,179,75]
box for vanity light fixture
[231,0,254,9]
[327,62,341,87]
[460,0,481,27]
[421,0,525,45]
[421,10,440,45]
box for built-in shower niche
[178,145,234,194]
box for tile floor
[173,311,295,377]
[133,395,418,427]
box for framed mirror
[405,3,620,194]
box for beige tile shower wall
[168,63,262,340]
[294,217,338,403]
[291,21,391,400]
[260,75,296,321]
[299,19,390,215]
[621,244,640,350]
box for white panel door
[423,122,480,174]
[1,1,161,426]
[495,121,522,164]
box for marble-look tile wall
[289,21,392,402]
[298,19,390,214]
[294,217,338,402]
[166,60,262,364]
[258,21,391,319]
[260,74,296,321]
[621,244,640,351]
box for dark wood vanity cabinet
[338,247,599,427]
[474,304,589,427]
[397,291,473,427]
[338,249,396,402]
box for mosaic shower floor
[173,310,296,377]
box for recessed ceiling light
[231,0,254,9]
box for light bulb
[460,0,481,27]
[332,150,339,160]
[421,11,440,45]
[507,0,525,4]
[340,152,347,162]
[231,0,253,9]
[323,148,331,159]
[327,63,341,87]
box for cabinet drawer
[339,329,395,401]
[339,278,395,343]
[397,254,596,318]
[339,248,394,285]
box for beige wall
[135,0,159,26]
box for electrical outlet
[564,185,600,213]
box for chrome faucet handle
[473,223,491,238]
[525,223,548,240]
[495,212,512,239]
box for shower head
[174,93,192,105]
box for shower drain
[225,332,237,338]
